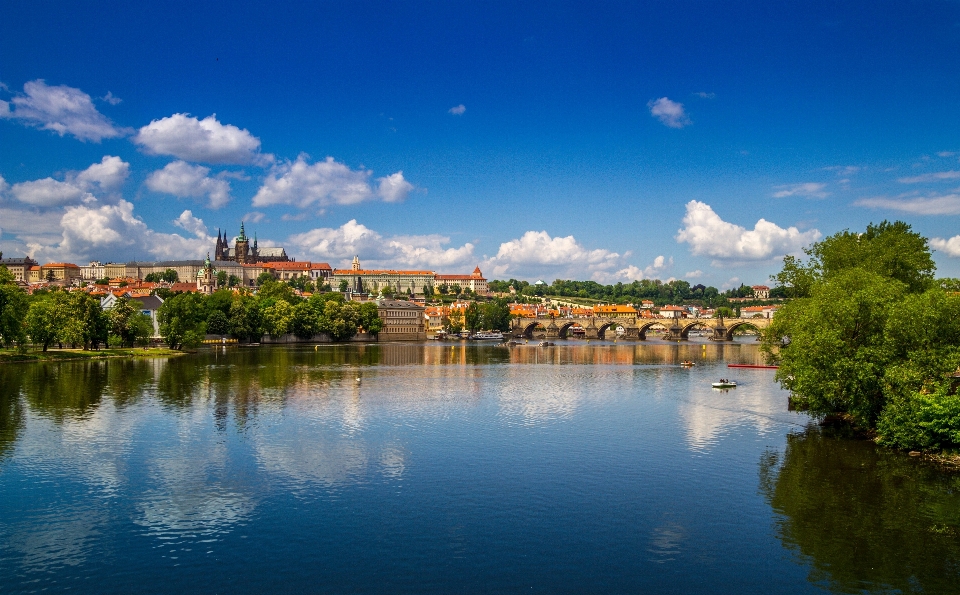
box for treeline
[762,221,960,451]
[158,279,381,349]
[445,299,513,334]
[487,278,780,306]
[0,268,152,351]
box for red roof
[263,261,311,270]
[169,282,199,293]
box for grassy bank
[0,347,188,363]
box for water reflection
[0,367,24,460]
[760,429,960,593]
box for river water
[0,342,958,594]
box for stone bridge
[510,316,772,341]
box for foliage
[0,278,29,348]
[464,303,483,332]
[206,309,230,335]
[145,269,179,283]
[763,221,960,448]
[338,279,349,292]
[482,299,513,332]
[158,292,207,349]
[25,299,60,351]
[263,300,295,338]
[229,294,263,342]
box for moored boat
[471,331,505,340]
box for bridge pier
[584,318,600,340]
[545,319,560,340]
[663,321,685,341]
[710,325,728,341]
[621,322,640,340]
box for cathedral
[214,223,290,264]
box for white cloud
[243,211,266,224]
[376,171,414,202]
[0,80,127,142]
[721,277,741,290]
[11,178,89,207]
[592,255,674,283]
[145,161,232,209]
[37,200,212,262]
[854,193,960,215]
[685,270,704,279]
[101,91,122,106]
[897,171,960,184]
[75,155,130,193]
[676,200,821,265]
[937,151,956,158]
[172,210,209,238]
[484,230,626,279]
[932,236,960,257]
[648,97,691,128]
[288,219,474,269]
[134,113,267,165]
[253,155,412,209]
[448,104,466,115]
[772,182,829,198]
[8,156,129,206]
[693,92,715,99]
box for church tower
[235,222,250,264]
[215,229,224,261]
[197,254,218,295]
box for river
[0,342,958,594]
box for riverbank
[0,347,188,363]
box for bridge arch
[557,321,578,339]
[679,320,711,339]
[637,320,667,339]
[722,321,763,341]
[596,321,619,339]
[516,320,541,338]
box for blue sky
[3,1,960,287]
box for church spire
[238,222,247,242]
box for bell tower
[235,222,250,264]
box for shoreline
[0,347,188,364]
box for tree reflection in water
[760,428,960,594]
[0,366,25,460]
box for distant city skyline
[3,1,960,287]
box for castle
[214,222,290,264]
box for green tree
[262,300,295,338]
[257,272,276,286]
[0,274,29,348]
[161,269,179,283]
[358,302,382,334]
[764,269,902,426]
[216,270,228,287]
[258,278,300,306]
[228,274,241,288]
[464,302,483,332]
[229,294,262,342]
[109,297,143,347]
[25,299,59,351]
[158,292,208,349]
[481,298,512,332]
[206,309,230,335]
[338,279,349,292]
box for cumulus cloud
[35,200,212,262]
[0,80,127,142]
[675,200,821,265]
[145,161,232,208]
[8,156,129,206]
[288,219,474,269]
[376,171,414,202]
[932,236,960,257]
[243,211,267,224]
[897,171,960,184]
[172,210,209,237]
[685,270,704,279]
[693,92,715,99]
[592,255,674,283]
[448,104,466,115]
[854,193,960,215]
[483,230,625,279]
[937,151,956,158]
[648,97,691,128]
[134,113,267,165]
[772,182,829,198]
[253,155,413,208]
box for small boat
[680,361,696,367]
[471,331,505,341]
[712,379,737,389]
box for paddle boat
[711,379,737,389]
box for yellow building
[333,256,435,296]
[38,262,82,284]
[376,298,426,341]
[593,304,638,319]
[0,257,37,282]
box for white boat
[712,380,737,389]
[471,331,504,341]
